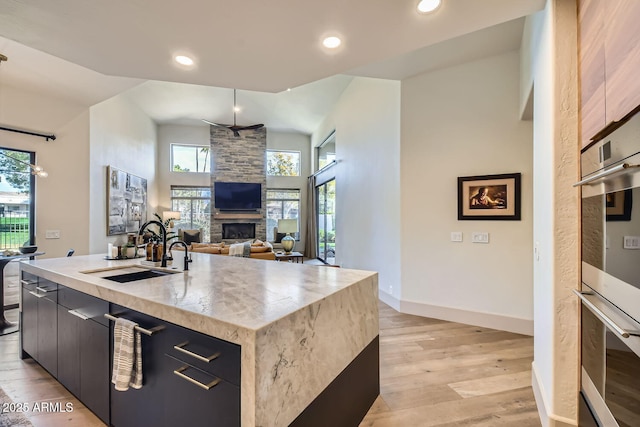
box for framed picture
[606,189,632,221]
[107,166,148,235]
[458,173,521,220]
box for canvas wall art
[107,165,147,235]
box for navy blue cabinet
[21,274,110,425]
[109,305,167,427]
[56,285,110,425]
[22,272,241,427]
[20,274,57,377]
[109,304,241,427]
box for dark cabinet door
[80,319,109,424]
[163,355,240,427]
[20,287,38,358]
[110,306,167,427]
[57,305,80,397]
[37,296,58,377]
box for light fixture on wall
[277,218,298,254]
[0,151,48,178]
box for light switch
[623,236,640,249]
[471,232,489,243]
[45,230,61,239]
[450,232,463,242]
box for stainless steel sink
[103,269,179,283]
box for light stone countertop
[20,253,380,427]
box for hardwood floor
[2,268,540,426]
[360,304,540,426]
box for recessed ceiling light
[322,36,342,49]
[174,55,194,66]
[417,0,442,14]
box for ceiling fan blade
[238,124,265,130]
[201,119,230,128]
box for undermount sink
[103,269,179,283]
[80,266,180,283]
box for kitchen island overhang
[20,253,379,427]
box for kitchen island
[19,253,379,427]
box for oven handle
[573,163,640,187]
[573,289,630,338]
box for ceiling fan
[202,89,264,137]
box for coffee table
[275,251,304,263]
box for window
[171,144,211,173]
[266,150,300,176]
[266,189,300,240]
[0,148,35,248]
[317,133,336,171]
[170,186,211,242]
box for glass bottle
[146,242,153,261]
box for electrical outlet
[45,230,60,239]
[450,232,463,242]
[471,232,489,243]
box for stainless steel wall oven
[576,113,640,426]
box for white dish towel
[111,317,143,391]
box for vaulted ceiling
[0,0,545,134]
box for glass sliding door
[0,148,35,248]
[317,179,335,264]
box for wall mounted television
[214,182,262,211]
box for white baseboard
[531,362,577,427]
[378,289,533,336]
[378,289,400,311]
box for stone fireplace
[209,126,267,242]
[222,223,256,240]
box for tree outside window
[266,150,300,176]
[171,144,211,173]
[0,148,34,248]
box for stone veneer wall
[210,126,267,242]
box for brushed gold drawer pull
[173,366,221,390]
[174,341,220,362]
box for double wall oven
[577,113,640,426]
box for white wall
[156,124,211,212]
[267,131,311,252]
[89,95,158,254]
[312,77,401,296]
[0,84,91,257]
[399,51,534,334]
[528,1,579,425]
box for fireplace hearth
[222,223,256,240]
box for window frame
[266,150,301,177]
[170,185,211,242]
[266,188,301,241]
[170,143,211,174]
[0,147,36,248]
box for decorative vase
[125,245,136,259]
[281,234,295,253]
